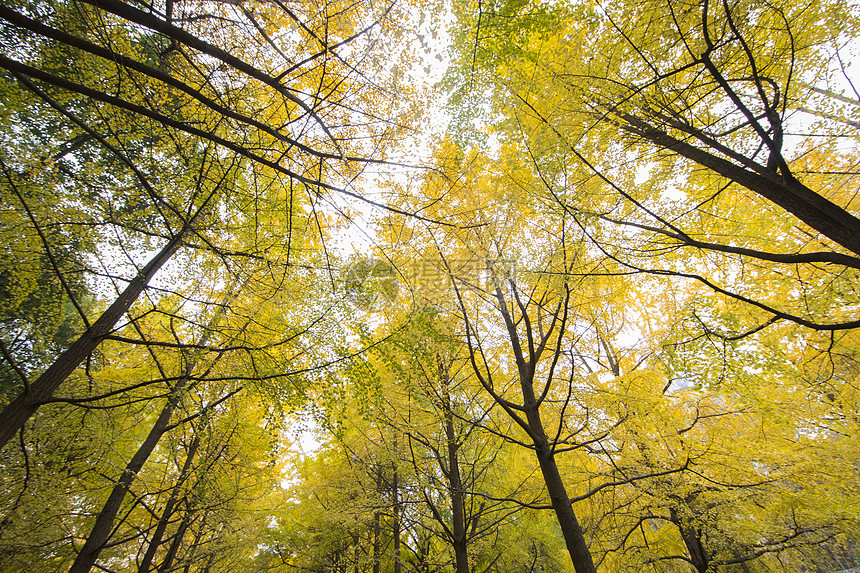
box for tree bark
[492,285,597,573]
[138,434,200,573]
[669,508,709,573]
[620,113,860,256]
[157,506,197,573]
[373,465,382,573]
[439,359,470,573]
[392,436,402,573]
[0,231,186,450]
[525,402,596,573]
[69,383,187,573]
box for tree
[0,0,427,448]
[435,4,860,565]
[67,285,245,573]
[2,0,860,570]
[453,0,860,250]
[381,116,857,571]
[379,142,606,573]
[369,312,530,573]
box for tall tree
[0,0,429,449]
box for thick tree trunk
[670,509,709,573]
[69,383,187,573]
[0,232,186,450]
[620,113,860,256]
[526,407,596,573]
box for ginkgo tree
[0,1,440,572]
[378,90,859,571]
[0,0,433,448]
[2,0,860,571]
[436,0,860,568]
[446,0,860,339]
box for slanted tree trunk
[494,284,597,573]
[619,113,860,256]
[138,434,200,573]
[157,505,198,573]
[70,381,188,573]
[524,388,595,573]
[70,288,240,573]
[0,231,187,450]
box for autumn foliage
[0,0,858,572]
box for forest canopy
[0,0,858,572]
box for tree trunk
[439,359,470,573]
[492,285,597,573]
[138,434,200,573]
[67,282,240,573]
[392,435,402,573]
[0,231,186,450]
[372,508,381,573]
[620,113,860,256]
[670,508,709,573]
[157,506,196,573]
[69,383,187,573]
[527,407,596,573]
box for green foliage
[1,0,859,571]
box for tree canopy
[1,0,858,572]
